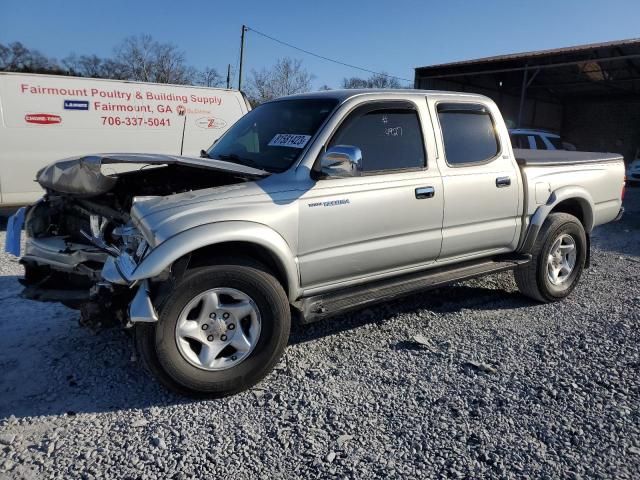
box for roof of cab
[269,88,491,103]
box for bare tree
[61,53,81,74]
[318,84,332,91]
[247,57,313,104]
[0,39,317,93]
[153,42,195,84]
[0,41,59,73]
[100,58,128,80]
[198,67,224,87]
[342,72,401,89]
[63,54,105,77]
[368,73,401,88]
[0,43,9,70]
[247,68,274,104]
[113,34,195,84]
[0,42,30,70]
[341,77,369,89]
[114,34,155,82]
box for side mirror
[320,145,362,177]
[200,149,208,158]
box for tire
[136,260,290,397]
[514,212,587,303]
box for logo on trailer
[24,114,62,125]
[195,117,227,129]
[63,100,89,111]
[176,104,186,116]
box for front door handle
[496,176,511,188]
[415,186,435,199]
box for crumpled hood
[37,153,269,197]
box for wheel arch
[520,186,594,254]
[185,241,291,296]
[129,221,300,300]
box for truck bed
[514,149,623,166]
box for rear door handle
[496,176,511,188]
[415,186,435,199]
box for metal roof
[416,38,640,70]
[415,38,640,99]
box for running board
[298,254,530,324]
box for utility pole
[238,25,247,91]
[226,64,231,89]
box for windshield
[207,98,339,172]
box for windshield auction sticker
[268,134,311,148]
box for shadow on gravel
[0,272,535,419]
[0,274,195,419]
[289,283,536,346]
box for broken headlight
[111,225,149,261]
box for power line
[245,26,413,84]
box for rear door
[430,99,520,260]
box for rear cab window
[436,103,499,165]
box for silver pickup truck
[7,89,625,396]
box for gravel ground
[0,190,639,479]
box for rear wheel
[136,261,290,397]
[515,212,586,302]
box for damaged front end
[17,153,268,327]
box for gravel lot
[0,190,639,479]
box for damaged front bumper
[23,236,108,280]
[14,216,160,327]
[102,253,160,327]
[128,280,159,326]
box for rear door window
[546,136,565,150]
[533,135,547,150]
[437,103,499,165]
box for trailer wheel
[136,260,290,397]
[515,212,586,303]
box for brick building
[415,39,640,163]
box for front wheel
[515,212,587,303]
[136,261,290,397]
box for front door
[297,102,444,290]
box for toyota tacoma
[6,89,626,396]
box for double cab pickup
[8,89,625,396]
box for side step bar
[298,254,531,324]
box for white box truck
[0,72,251,206]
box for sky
[1,0,639,89]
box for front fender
[520,186,595,253]
[129,221,299,299]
